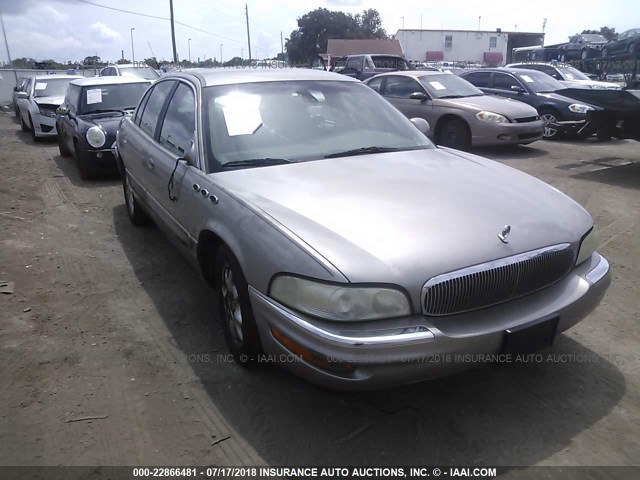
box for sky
[0,0,637,64]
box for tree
[581,27,617,41]
[143,57,159,69]
[117,58,131,65]
[83,55,102,66]
[285,8,387,63]
[11,57,36,68]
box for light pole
[241,48,244,59]
[130,27,135,64]
[219,44,223,66]
[188,38,191,63]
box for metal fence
[0,68,97,105]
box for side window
[464,72,491,88]
[158,83,196,159]
[493,73,522,91]
[66,85,80,111]
[345,57,361,71]
[384,76,423,98]
[489,37,497,48]
[445,35,453,49]
[543,67,562,80]
[24,79,32,96]
[367,77,384,93]
[134,88,153,125]
[139,81,176,138]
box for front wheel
[20,113,29,132]
[57,133,71,157]
[581,49,589,60]
[122,168,150,226]
[214,245,262,365]
[540,110,561,140]
[29,114,40,142]
[437,119,471,150]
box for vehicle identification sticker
[429,81,446,90]
[86,89,103,104]
[520,75,534,83]
[217,93,263,136]
[35,82,47,90]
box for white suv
[99,64,160,81]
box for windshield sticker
[429,81,446,90]
[35,82,47,90]
[520,75,534,83]
[86,89,103,105]
[216,93,263,136]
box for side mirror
[510,85,526,94]
[410,117,431,137]
[16,91,28,99]
[181,141,198,167]
[409,91,428,101]
[56,106,69,116]
[13,86,19,92]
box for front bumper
[472,120,544,146]
[250,252,610,390]
[32,113,58,137]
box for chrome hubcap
[541,114,558,138]
[125,174,135,216]
[221,265,243,343]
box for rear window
[33,78,76,98]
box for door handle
[192,184,201,192]
[147,157,155,169]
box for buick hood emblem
[498,225,511,244]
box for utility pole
[0,10,17,84]
[170,0,178,63]
[148,41,156,58]
[280,31,283,55]
[188,38,191,63]
[245,3,252,61]
[130,27,135,64]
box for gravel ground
[0,110,638,475]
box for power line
[71,0,244,44]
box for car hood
[433,95,539,118]
[213,148,592,297]
[82,113,125,132]
[34,96,64,107]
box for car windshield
[371,56,411,70]
[417,73,483,99]
[203,80,433,170]
[33,78,75,98]
[581,34,607,43]
[512,70,565,93]
[119,67,160,80]
[79,82,151,114]
[557,66,590,81]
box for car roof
[462,68,542,76]
[161,68,360,87]
[107,64,151,68]
[70,76,152,86]
[506,62,572,69]
[365,70,449,80]
[32,75,83,81]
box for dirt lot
[0,110,639,473]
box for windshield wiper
[84,109,126,115]
[438,94,465,99]
[324,146,403,159]
[221,158,293,168]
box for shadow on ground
[113,204,626,466]
[469,144,549,160]
[572,161,640,191]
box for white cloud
[90,23,122,43]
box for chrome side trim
[585,253,609,284]
[250,287,435,346]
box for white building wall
[395,30,509,64]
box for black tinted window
[464,72,492,87]
[139,81,175,137]
[159,83,196,158]
[134,88,152,124]
[493,73,522,90]
[79,82,151,114]
[367,77,383,92]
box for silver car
[16,74,81,141]
[365,71,544,149]
[116,69,610,390]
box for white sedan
[16,74,81,141]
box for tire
[122,167,150,226]
[20,113,29,132]
[581,49,588,60]
[13,103,18,118]
[29,114,40,142]
[74,145,93,180]
[629,43,636,54]
[601,48,608,58]
[539,109,561,140]
[437,119,471,150]
[214,245,262,365]
[57,133,71,157]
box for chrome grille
[515,116,541,123]
[422,244,575,316]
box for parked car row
[555,29,640,60]
[10,67,611,390]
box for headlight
[576,228,599,266]
[476,111,509,123]
[269,275,411,321]
[590,85,605,90]
[568,104,594,114]
[86,126,106,148]
[39,108,56,118]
